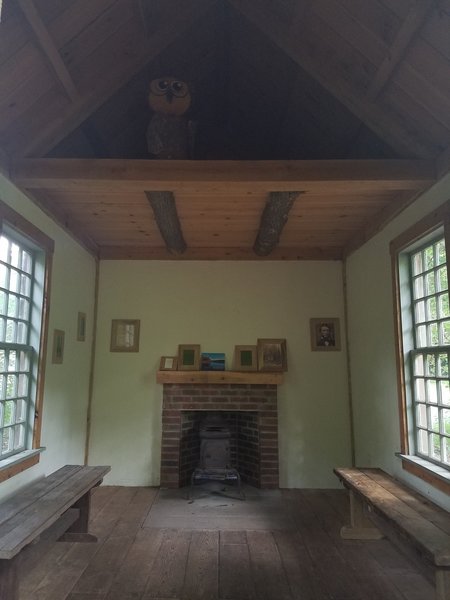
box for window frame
[391,201,450,495]
[0,200,53,481]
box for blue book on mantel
[201,353,226,371]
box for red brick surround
[160,383,279,489]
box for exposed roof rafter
[227,0,435,159]
[17,0,79,102]
[367,0,435,100]
[16,0,218,159]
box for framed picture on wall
[77,312,86,342]
[52,329,65,364]
[310,318,341,351]
[110,319,140,352]
[233,345,258,371]
[178,344,201,370]
[257,338,287,372]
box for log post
[253,191,300,256]
[145,191,187,255]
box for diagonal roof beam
[18,0,217,159]
[367,0,435,100]
[227,0,433,159]
[17,0,78,102]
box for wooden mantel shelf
[156,370,284,385]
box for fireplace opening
[179,411,260,488]
[160,383,279,489]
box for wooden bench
[0,464,110,599]
[334,467,450,600]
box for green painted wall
[346,173,450,508]
[89,260,352,487]
[0,175,97,499]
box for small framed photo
[77,312,86,342]
[110,319,140,352]
[52,329,65,364]
[234,345,258,371]
[201,352,225,371]
[160,356,178,371]
[257,338,287,372]
[310,318,341,351]
[178,344,201,370]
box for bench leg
[436,568,450,600]
[340,490,384,540]
[58,490,97,543]
[0,557,19,600]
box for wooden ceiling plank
[98,245,342,261]
[227,0,434,158]
[20,188,99,256]
[343,187,433,258]
[17,0,78,101]
[12,158,436,193]
[367,0,435,100]
[13,0,217,158]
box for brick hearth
[160,383,279,489]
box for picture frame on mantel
[234,345,258,372]
[178,344,201,370]
[257,338,287,372]
[159,356,178,371]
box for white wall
[0,175,97,499]
[89,260,351,487]
[346,173,450,508]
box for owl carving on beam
[147,76,196,159]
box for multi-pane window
[409,237,450,469]
[0,234,35,459]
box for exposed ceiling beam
[227,0,434,159]
[254,192,300,256]
[367,0,435,100]
[11,159,436,194]
[145,191,186,254]
[17,0,78,102]
[17,0,217,159]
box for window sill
[397,453,450,496]
[0,448,45,483]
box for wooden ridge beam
[367,0,435,100]
[11,159,436,194]
[254,191,300,256]
[145,191,186,255]
[17,0,78,101]
[227,0,434,159]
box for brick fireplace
[160,379,280,489]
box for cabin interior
[0,0,450,597]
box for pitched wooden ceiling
[1,0,450,260]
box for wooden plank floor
[18,485,435,600]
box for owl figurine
[147,76,196,159]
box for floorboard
[17,485,434,600]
